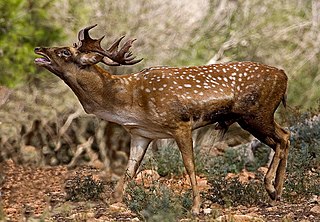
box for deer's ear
[77,52,103,66]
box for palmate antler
[75,24,143,66]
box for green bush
[288,112,320,173]
[125,181,192,221]
[0,0,64,87]
[64,175,104,201]
[283,108,320,200]
[207,174,268,207]
[143,145,185,177]
[197,145,269,178]
[143,143,268,180]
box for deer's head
[34,24,142,78]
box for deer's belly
[123,123,173,139]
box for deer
[34,24,290,214]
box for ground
[1,159,319,222]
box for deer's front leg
[112,135,151,202]
[174,127,200,214]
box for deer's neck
[64,65,133,119]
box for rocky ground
[0,159,319,222]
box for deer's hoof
[268,190,277,200]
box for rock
[5,207,18,214]
[266,206,277,212]
[215,215,265,222]
[86,212,95,218]
[109,202,128,212]
[198,176,209,188]
[136,170,160,185]
[310,205,320,214]
[225,169,255,183]
[184,175,210,190]
[50,156,59,166]
[309,195,319,204]
[257,167,268,175]
[20,145,41,165]
[282,212,295,221]
[203,208,212,215]
[90,159,105,169]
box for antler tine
[101,57,121,66]
[107,36,125,53]
[123,57,144,65]
[77,24,105,53]
[100,52,142,66]
[102,37,143,65]
[78,24,97,41]
[76,24,143,66]
[118,39,136,60]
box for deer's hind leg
[273,122,290,198]
[238,116,290,200]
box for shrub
[143,145,185,177]
[197,145,269,178]
[64,175,104,201]
[288,112,320,173]
[283,108,320,200]
[125,181,192,221]
[207,173,268,207]
[0,0,64,87]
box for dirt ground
[0,159,319,222]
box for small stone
[257,167,268,175]
[20,145,41,164]
[202,200,212,208]
[310,205,320,214]
[203,208,212,215]
[266,206,277,212]
[135,170,160,185]
[215,215,265,222]
[309,195,319,204]
[86,212,95,218]
[110,202,127,212]
[282,212,295,221]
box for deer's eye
[59,49,71,57]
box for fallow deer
[34,24,290,214]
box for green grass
[125,181,193,221]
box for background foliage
[0,0,64,87]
